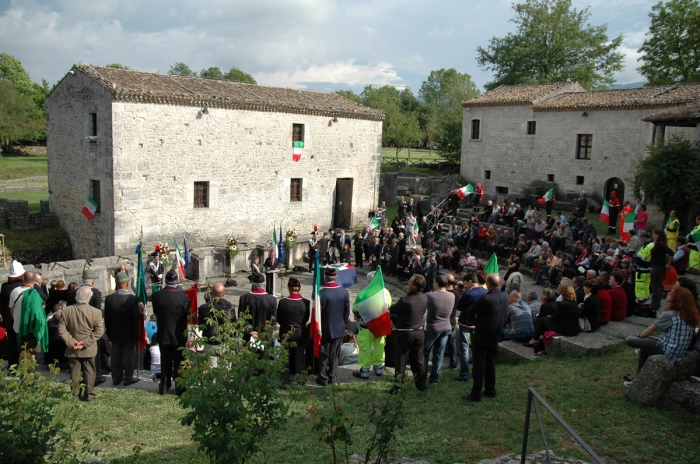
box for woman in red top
[598,279,613,325]
[608,271,628,321]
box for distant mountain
[609,82,646,89]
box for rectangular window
[495,186,509,195]
[471,120,480,140]
[90,180,101,214]
[194,181,209,208]
[292,123,304,143]
[576,134,592,160]
[484,170,491,180]
[290,178,303,202]
[89,113,97,137]
[527,121,536,135]
[576,176,585,185]
[547,174,555,182]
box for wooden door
[334,178,353,229]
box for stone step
[597,320,647,339]
[547,332,625,357]
[496,340,537,363]
[626,314,659,326]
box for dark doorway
[604,177,625,202]
[334,178,353,229]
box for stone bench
[627,350,700,408]
[497,332,626,364]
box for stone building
[46,64,383,259]
[460,83,700,203]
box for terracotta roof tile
[533,84,700,112]
[463,82,586,107]
[642,102,700,123]
[73,63,384,121]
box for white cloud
[256,61,402,89]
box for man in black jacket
[152,270,190,395]
[276,277,310,385]
[198,282,235,368]
[104,272,144,386]
[463,273,508,402]
[389,274,428,392]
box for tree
[223,66,256,84]
[105,63,131,70]
[0,81,44,151]
[199,66,224,80]
[634,135,700,232]
[0,53,34,95]
[334,89,363,104]
[476,0,624,90]
[168,62,197,76]
[359,85,422,156]
[637,0,700,85]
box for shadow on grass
[109,445,205,464]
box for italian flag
[293,141,304,162]
[81,197,98,220]
[413,220,419,241]
[538,188,554,205]
[308,250,322,358]
[369,217,380,230]
[173,239,186,279]
[273,228,278,251]
[354,266,392,338]
[600,200,610,223]
[485,253,499,275]
[623,213,636,233]
[456,184,475,199]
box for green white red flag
[623,213,636,233]
[81,197,98,220]
[485,253,499,275]
[600,200,610,223]
[538,188,554,205]
[354,266,392,338]
[456,184,475,199]
[308,250,322,357]
[173,239,186,279]
[369,217,381,230]
[293,141,304,162]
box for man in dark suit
[276,277,310,385]
[463,273,508,402]
[33,273,49,303]
[239,274,278,340]
[389,274,428,392]
[104,272,144,386]
[152,270,190,395]
[263,249,279,295]
[397,196,406,218]
[333,229,350,262]
[66,269,105,384]
[58,286,104,401]
[315,268,350,386]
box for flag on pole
[354,266,392,338]
[135,241,149,352]
[538,188,554,205]
[691,228,700,244]
[456,184,475,199]
[623,213,636,233]
[273,227,278,251]
[369,217,381,230]
[173,239,186,279]
[413,220,419,241]
[600,200,610,223]
[308,250,322,358]
[278,224,284,267]
[183,236,191,276]
[81,197,99,220]
[485,253,499,275]
[184,282,200,325]
[293,141,304,162]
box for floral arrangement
[226,236,239,260]
[284,229,298,250]
[155,243,171,270]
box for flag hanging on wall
[293,141,304,161]
[81,197,99,220]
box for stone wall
[47,72,383,258]
[46,70,116,258]
[461,105,699,204]
[0,199,29,228]
[6,212,59,230]
[379,173,464,206]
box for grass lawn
[70,345,700,464]
[0,225,68,253]
[0,152,48,180]
[0,189,48,212]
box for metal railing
[521,387,605,464]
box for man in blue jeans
[454,272,487,382]
[423,275,455,385]
[463,274,509,402]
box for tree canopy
[168,62,197,77]
[634,135,700,231]
[0,81,45,151]
[637,0,700,85]
[195,64,257,84]
[476,0,624,90]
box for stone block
[598,321,645,338]
[496,340,536,364]
[547,332,624,357]
[675,350,700,380]
[627,354,675,405]
[663,381,700,420]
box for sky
[0,0,656,94]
